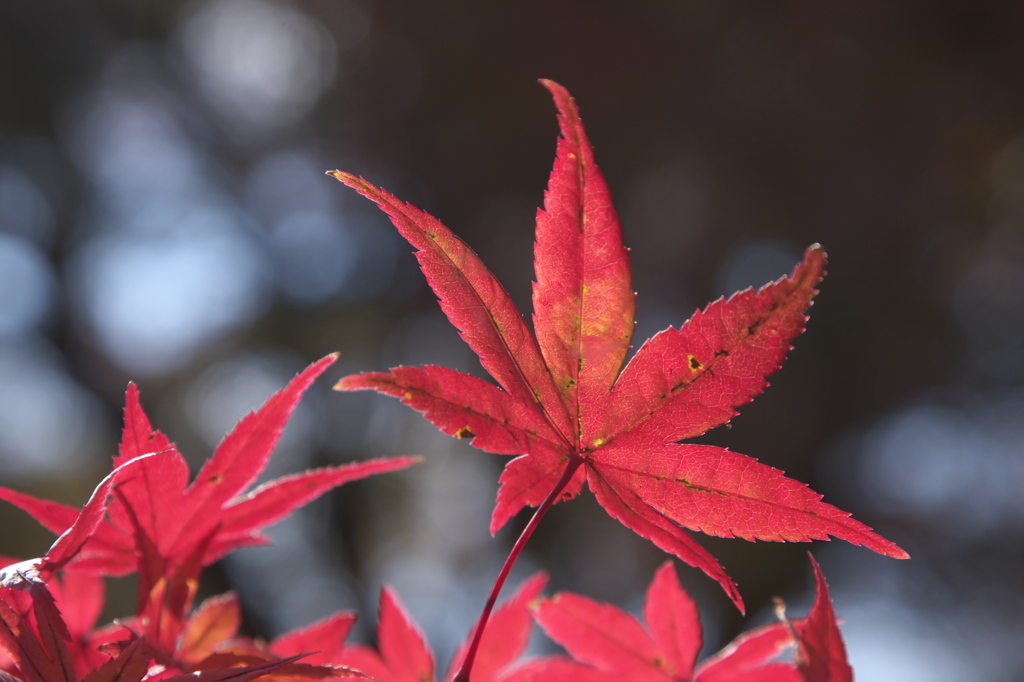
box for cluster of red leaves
[0,355,417,682]
[0,80,902,682]
[331,556,851,682]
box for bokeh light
[0,234,56,336]
[0,340,107,476]
[178,0,339,142]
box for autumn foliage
[0,81,903,682]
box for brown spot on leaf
[455,426,475,439]
[688,354,704,371]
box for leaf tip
[125,381,141,403]
[801,243,828,277]
[309,353,340,377]
[332,375,358,392]
[809,241,827,259]
[851,526,910,560]
[539,79,581,130]
[328,170,372,192]
[537,78,564,93]
[733,591,747,615]
[891,546,911,560]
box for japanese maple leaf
[331,79,906,615]
[170,592,368,679]
[4,551,365,681]
[266,611,360,669]
[0,355,416,665]
[531,557,853,682]
[523,532,853,682]
[531,560,800,682]
[174,591,354,664]
[13,578,366,682]
[80,634,326,682]
[335,573,547,682]
[0,355,417,578]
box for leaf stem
[452,457,583,682]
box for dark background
[2,1,1023,679]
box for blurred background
[1,0,1023,679]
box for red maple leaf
[170,593,368,680]
[330,80,906,615]
[0,355,417,578]
[80,634,329,682]
[267,611,359,669]
[334,572,547,682]
[531,560,802,682]
[0,355,417,669]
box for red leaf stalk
[452,457,583,682]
